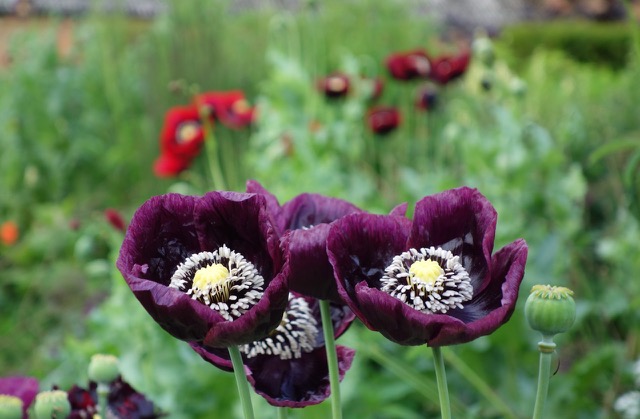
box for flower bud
[33,390,71,418]
[472,36,495,67]
[0,395,23,419]
[525,285,576,337]
[88,354,120,384]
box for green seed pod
[472,36,495,67]
[525,285,576,337]
[0,395,23,419]
[33,390,71,419]
[88,354,120,384]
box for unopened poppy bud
[33,390,70,418]
[472,36,495,67]
[525,285,576,337]
[88,354,120,384]
[0,395,23,419]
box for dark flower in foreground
[316,73,350,99]
[159,105,205,159]
[366,106,401,135]
[416,84,438,111]
[67,377,162,419]
[191,293,355,408]
[246,180,362,302]
[429,50,471,85]
[327,187,528,347]
[116,191,289,348]
[194,90,256,129]
[0,376,38,418]
[385,49,431,80]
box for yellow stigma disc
[409,260,443,285]
[193,264,229,290]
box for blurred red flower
[104,209,126,233]
[429,50,471,85]
[194,90,256,129]
[316,73,350,98]
[385,49,431,81]
[366,106,401,135]
[159,106,205,160]
[1,221,19,246]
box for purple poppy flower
[246,180,362,302]
[327,187,528,347]
[0,376,39,419]
[116,191,289,348]
[191,293,355,408]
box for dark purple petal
[0,376,39,418]
[327,213,411,330]
[389,202,408,217]
[245,180,287,235]
[281,193,361,230]
[409,187,497,294]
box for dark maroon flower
[327,187,528,347]
[0,376,39,418]
[116,191,289,348]
[429,50,471,85]
[191,293,355,408]
[385,49,431,81]
[415,84,438,111]
[159,106,205,159]
[67,377,162,418]
[316,73,350,99]
[194,90,256,129]
[246,180,362,302]
[366,106,401,135]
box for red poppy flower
[104,208,126,233]
[366,106,401,135]
[159,106,205,160]
[316,73,350,99]
[429,50,471,85]
[385,49,431,81]
[152,152,192,178]
[0,221,19,246]
[194,90,256,129]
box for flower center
[232,99,251,114]
[412,55,431,75]
[409,259,443,286]
[240,294,318,360]
[176,121,201,144]
[169,245,264,321]
[380,247,473,314]
[327,76,347,92]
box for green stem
[198,106,227,191]
[532,337,556,419]
[319,300,342,419]
[228,346,255,419]
[277,407,289,419]
[442,349,518,419]
[432,346,451,419]
[97,383,108,419]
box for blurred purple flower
[385,49,431,81]
[0,376,38,419]
[327,187,528,347]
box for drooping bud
[0,395,23,419]
[472,35,495,67]
[88,354,120,385]
[33,390,71,419]
[525,285,576,338]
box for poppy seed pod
[34,391,71,419]
[88,354,120,385]
[0,395,22,419]
[525,285,576,337]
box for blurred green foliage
[501,21,632,69]
[1,0,640,418]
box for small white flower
[614,391,640,419]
